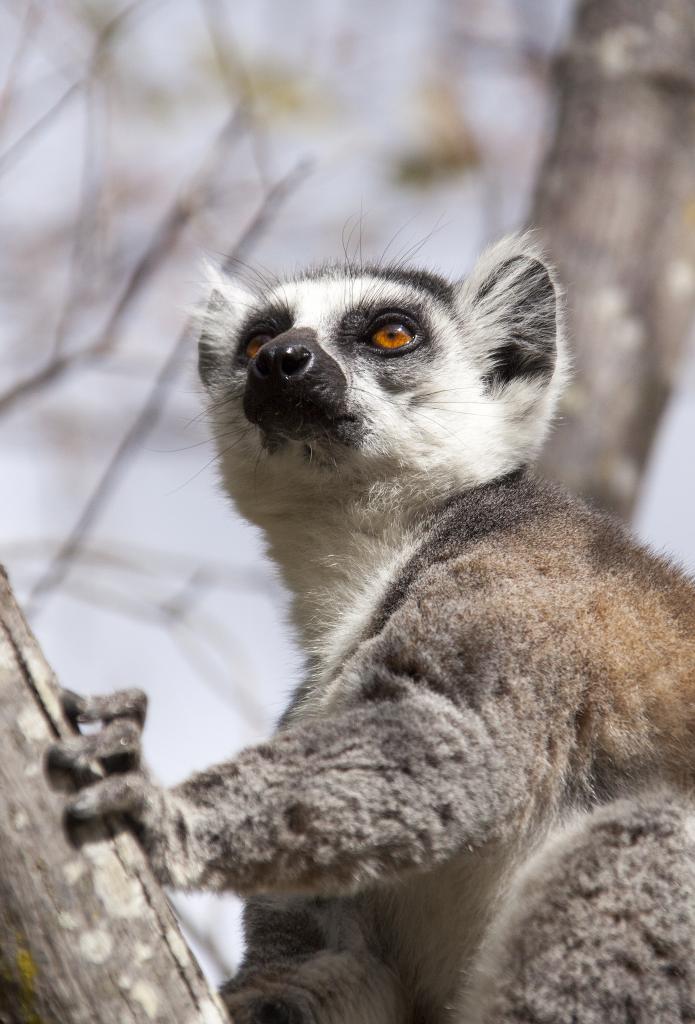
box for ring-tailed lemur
[48,235,695,1023]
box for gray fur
[48,237,695,1023]
[468,792,695,1024]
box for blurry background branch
[0,104,248,416]
[534,0,695,516]
[25,157,310,613]
[0,0,150,177]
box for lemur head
[198,234,567,525]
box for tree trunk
[0,567,230,1024]
[533,0,695,517]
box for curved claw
[60,688,87,726]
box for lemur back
[51,234,695,1023]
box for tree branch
[0,567,230,1022]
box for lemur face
[198,235,567,502]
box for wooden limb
[532,0,695,517]
[0,567,230,1023]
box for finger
[61,688,148,727]
[47,719,141,781]
[66,775,148,821]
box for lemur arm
[48,568,572,896]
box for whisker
[183,389,244,430]
[377,215,421,268]
[148,428,243,454]
[166,428,254,494]
[252,443,266,498]
[387,215,449,270]
[412,409,470,446]
[347,384,491,411]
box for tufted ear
[197,288,230,388]
[196,266,254,388]
[455,235,562,391]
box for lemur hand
[45,688,175,879]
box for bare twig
[25,158,310,613]
[199,0,270,186]
[161,566,213,621]
[55,575,270,731]
[0,0,40,133]
[48,80,104,361]
[0,0,150,177]
[5,538,277,596]
[0,78,82,176]
[0,107,246,417]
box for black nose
[243,327,354,443]
[253,340,313,382]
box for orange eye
[371,323,415,350]
[245,334,271,359]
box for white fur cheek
[363,354,511,490]
[209,402,264,503]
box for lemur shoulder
[50,235,695,1023]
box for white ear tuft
[196,263,255,388]
[456,232,566,393]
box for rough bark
[533,0,695,517]
[0,567,230,1024]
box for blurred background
[2,0,695,984]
